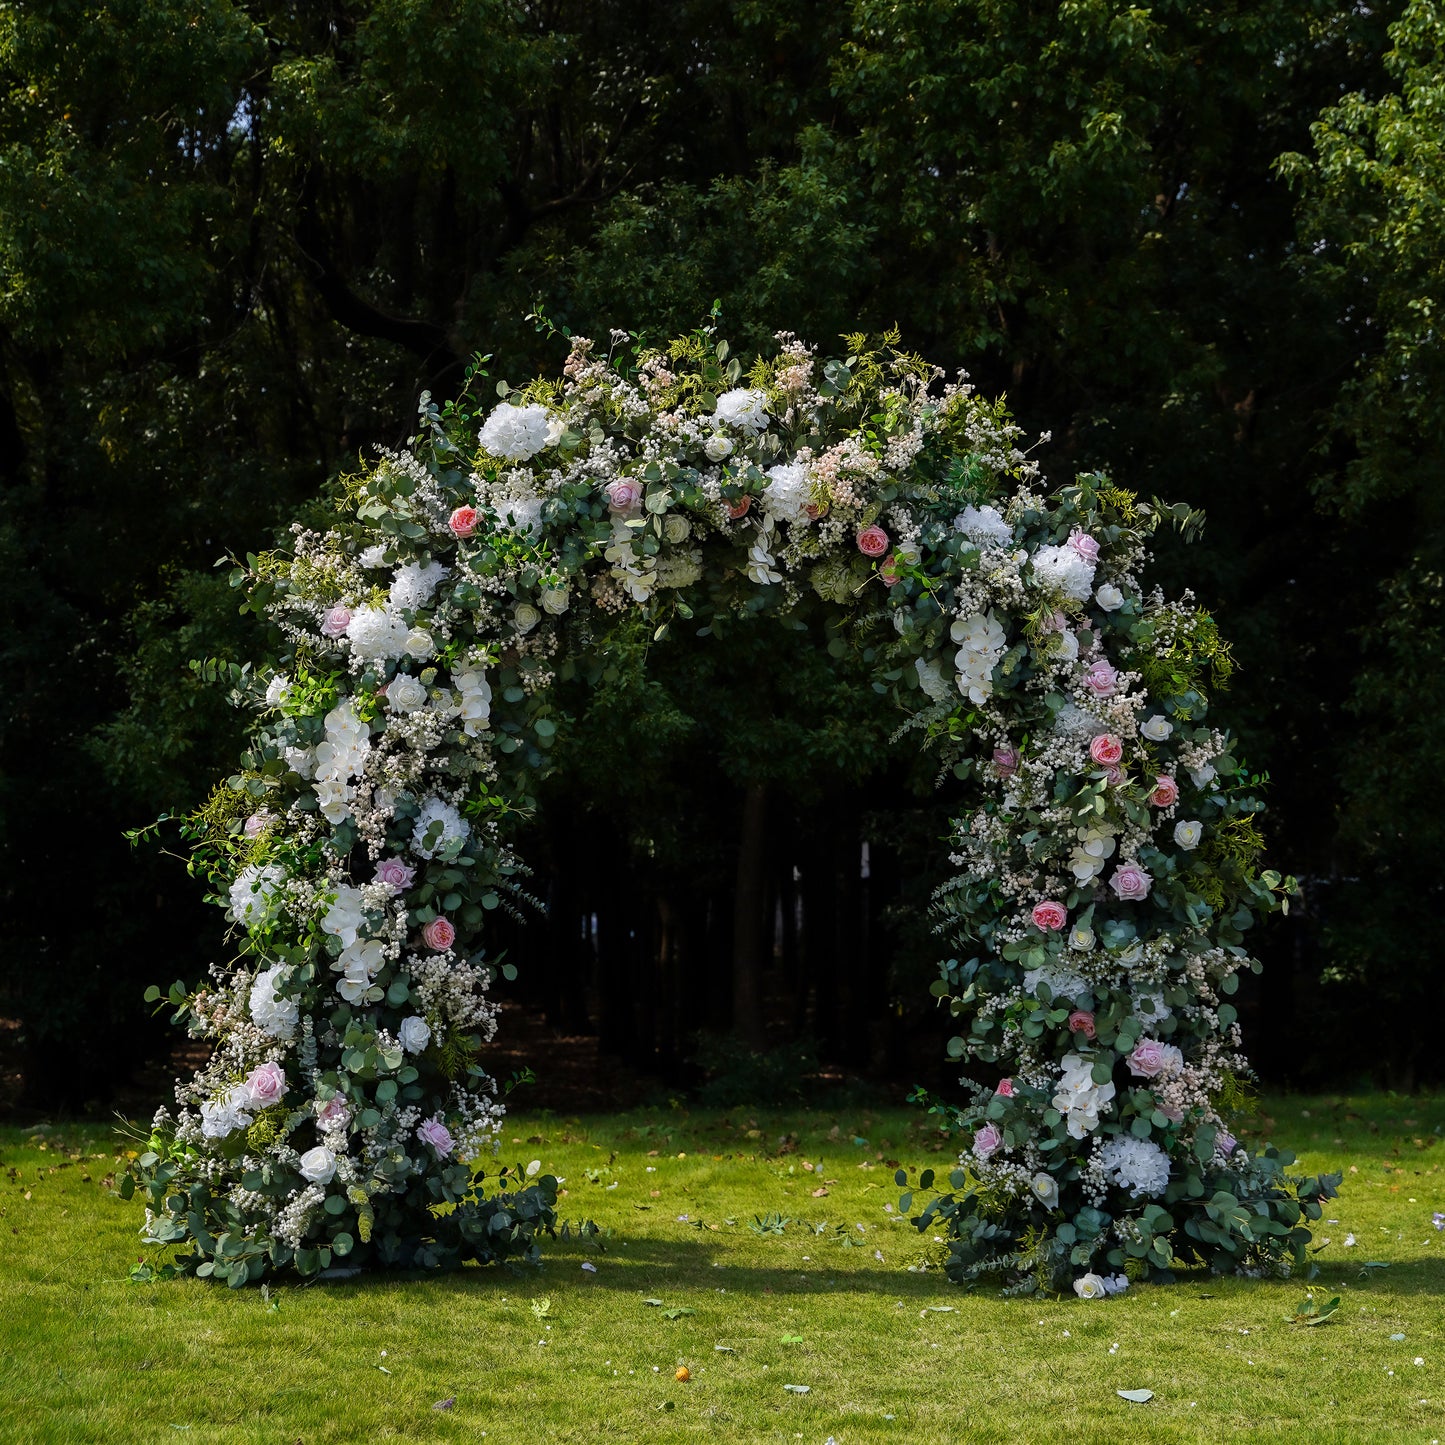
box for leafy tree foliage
[0,0,1433,1102]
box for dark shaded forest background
[3,0,1443,1111]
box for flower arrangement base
[128,324,1336,1290]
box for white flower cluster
[1052,1052,1116,1139]
[1096,1135,1171,1199]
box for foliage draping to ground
[2,0,1444,1102]
[3,1097,1443,1442]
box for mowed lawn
[1,1094,1442,1444]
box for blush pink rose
[804,501,827,520]
[375,857,415,890]
[1041,610,1069,633]
[243,1060,287,1108]
[1103,764,1125,786]
[321,605,352,639]
[880,554,902,586]
[606,479,643,515]
[1127,1039,1169,1078]
[449,505,480,538]
[1109,863,1152,902]
[972,1123,1002,1160]
[1068,529,1100,563]
[856,524,890,558]
[243,813,267,839]
[1031,900,1068,932]
[1089,733,1124,766]
[1067,1010,1096,1039]
[725,495,752,519]
[316,1094,350,1130]
[995,1078,1015,1098]
[417,1116,455,1156]
[1148,776,1179,807]
[1083,660,1118,698]
[993,746,1019,778]
[421,916,456,951]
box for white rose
[1140,714,1173,742]
[298,1146,337,1185]
[1190,762,1218,789]
[387,674,428,714]
[1068,923,1095,952]
[662,514,691,544]
[1174,819,1203,850]
[398,1016,432,1054]
[514,603,541,634]
[1095,583,1125,611]
[1054,630,1080,664]
[265,675,291,708]
[1072,1272,1107,1300]
[1030,1172,1060,1209]
[405,628,434,659]
[704,434,734,461]
[539,587,571,616]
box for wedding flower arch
[128,326,1337,1290]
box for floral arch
[127,327,1337,1291]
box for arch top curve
[132,325,1332,1289]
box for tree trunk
[731,782,769,1046]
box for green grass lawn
[2,1093,1443,1443]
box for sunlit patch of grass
[1,1094,1442,1442]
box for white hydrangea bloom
[249,963,298,1040]
[452,669,492,737]
[954,503,1013,548]
[713,388,769,432]
[412,796,470,858]
[478,401,552,461]
[1097,1135,1171,1199]
[345,604,409,662]
[915,656,953,703]
[951,610,1007,704]
[228,864,287,929]
[358,544,389,568]
[761,462,812,524]
[1031,543,1096,602]
[1132,988,1173,1025]
[498,492,544,536]
[1022,964,1089,1004]
[390,561,449,612]
[1052,1051,1116,1139]
[200,1085,254,1139]
[655,550,704,589]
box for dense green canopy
[2,0,1440,1104]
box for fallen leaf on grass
[783,1384,811,1394]
[1116,1389,1153,1403]
[714,1345,735,1353]
[663,1307,696,1320]
[1290,1294,1341,1326]
[643,1298,665,1307]
[926,1306,956,1313]
[780,1334,804,1344]
[376,1365,392,1375]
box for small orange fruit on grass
[675,1367,691,1382]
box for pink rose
[1083,660,1118,698]
[1068,1010,1096,1039]
[1148,776,1179,807]
[1109,863,1152,902]
[375,857,415,891]
[993,746,1019,778]
[1031,900,1068,932]
[243,1060,286,1108]
[972,1123,1002,1160]
[243,813,267,839]
[418,1116,455,1156]
[995,1078,1015,1098]
[1127,1039,1170,1078]
[421,916,456,951]
[804,501,827,520]
[725,495,752,519]
[856,524,890,558]
[880,554,901,586]
[1089,733,1123,766]
[1103,764,1124,786]
[1041,610,1069,633]
[449,505,480,538]
[1160,1103,1184,1124]
[316,1094,350,1131]
[321,605,352,639]
[1069,529,1100,563]
[606,480,643,515]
